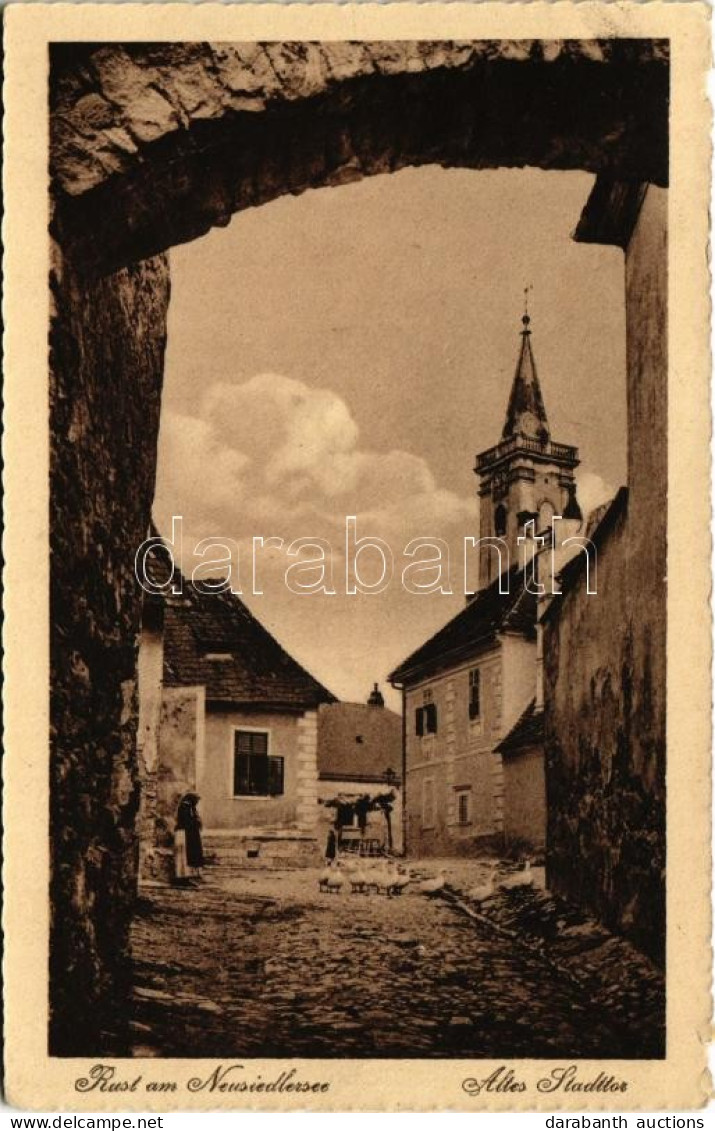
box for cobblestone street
[130,862,663,1059]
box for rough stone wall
[136,610,165,880]
[543,188,666,965]
[50,41,668,275]
[49,246,169,1054]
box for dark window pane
[234,731,270,795]
[469,670,481,718]
[234,752,250,795]
[415,707,424,736]
[268,756,284,796]
[251,732,268,757]
[250,752,269,795]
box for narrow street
[130,864,661,1060]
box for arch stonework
[49,40,668,1052]
[51,40,668,273]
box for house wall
[500,635,538,733]
[156,685,204,847]
[199,706,318,836]
[404,637,537,857]
[404,647,514,857]
[544,186,667,964]
[502,747,546,848]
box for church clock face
[520,411,540,437]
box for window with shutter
[426,702,438,734]
[416,702,438,736]
[233,730,282,797]
[268,756,284,796]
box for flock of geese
[318,857,533,902]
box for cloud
[151,374,480,707]
[151,375,623,708]
[576,470,618,521]
[154,373,476,557]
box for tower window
[494,504,507,537]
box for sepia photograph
[3,2,711,1111]
[48,34,667,1063]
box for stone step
[203,831,321,871]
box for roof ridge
[388,565,534,685]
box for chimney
[367,682,385,708]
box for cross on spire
[522,284,532,331]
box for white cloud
[576,470,618,521]
[154,373,476,559]
[151,373,479,706]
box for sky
[153,166,627,711]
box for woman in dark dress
[175,792,204,881]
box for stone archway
[52,40,667,274]
[48,39,668,1053]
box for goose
[318,864,332,893]
[378,861,399,898]
[392,867,411,896]
[325,863,345,894]
[350,864,367,894]
[418,870,446,896]
[500,859,533,890]
[364,862,382,895]
[467,863,498,904]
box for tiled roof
[317,702,402,782]
[496,698,544,756]
[144,541,335,709]
[388,565,536,686]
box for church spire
[501,308,550,442]
[473,297,580,591]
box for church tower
[475,310,581,589]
